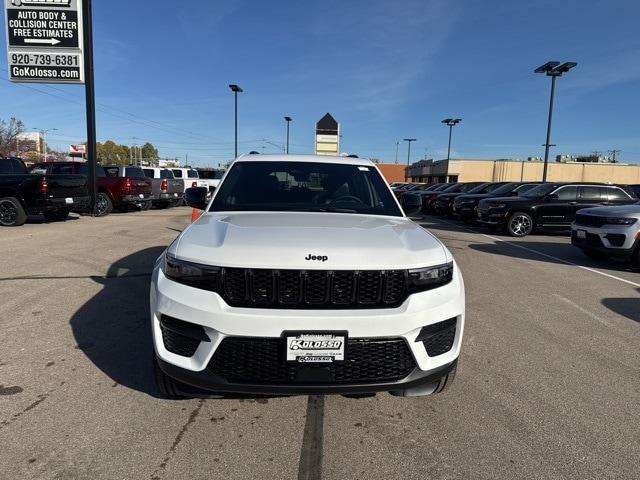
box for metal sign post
[4,0,97,213]
[81,0,96,214]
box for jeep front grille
[220,268,407,309]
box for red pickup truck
[31,162,152,216]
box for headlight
[163,254,220,290]
[408,262,453,292]
[605,217,637,225]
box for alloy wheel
[0,199,18,226]
[509,215,532,236]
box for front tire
[432,361,458,394]
[507,211,533,237]
[154,357,188,400]
[0,197,27,227]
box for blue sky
[1,0,639,166]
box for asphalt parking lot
[1,209,639,480]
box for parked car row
[399,179,640,268]
[0,158,225,226]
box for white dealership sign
[4,0,84,83]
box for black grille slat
[357,271,383,305]
[160,324,201,357]
[209,337,416,384]
[220,268,409,309]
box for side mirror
[185,187,209,210]
[402,194,422,216]
[546,193,559,201]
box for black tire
[43,208,70,222]
[506,211,534,237]
[154,357,188,400]
[154,202,170,209]
[0,197,27,227]
[432,361,458,394]
[95,192,113,217]
[140,201,152,211]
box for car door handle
[568,202,577,205]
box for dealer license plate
[138,194,144,198]
[65,198,73,204]
[576,229,587,239]
[285,333,346,363]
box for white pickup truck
[151,154,465,399]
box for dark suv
[477,183,636,237]
[434,182,507,217]
[452,182,542,223]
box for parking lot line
[423,217,640,289]
[480,232,640,289]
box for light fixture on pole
[284,116,292,154]
[403,138,416,166]
[34,128,58,161]
[441,118,461,161]
[534,60,577,182]
[229,84,243,159]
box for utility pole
[608,150,621,163]
[395,141,399,164]
[284,117,292,154]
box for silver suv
[571,203,640,268]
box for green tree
[0,117,25,157]
[141,142,159,162]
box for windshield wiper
[307,207,359,213]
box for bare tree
[0,117,25,157]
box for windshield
[466,183,491,194]
[198,169,225,179]
[442,183,461,192]
[523,183,558,198]
[489,183,519,196]
[210,161,403,216]
[125,167,146,178]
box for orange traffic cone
[191,208,200,223]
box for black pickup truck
[0,157,90,227]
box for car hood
[578,204,640,217]
[171,212,450,270]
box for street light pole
[34,128,58,161]
[229,84,243,158]
[395,141,399,164]
[284,116,292,154]
[534,61,577,182]
[441,118,461,161]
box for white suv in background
[170,167,207,192]
[150,155,465,398]
[572,202,640,268]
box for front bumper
[571,225,638,258]
[150,261,465,395]
[477,209,507,225]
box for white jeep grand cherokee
[150,155,465,398]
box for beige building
[406,158,640,185]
